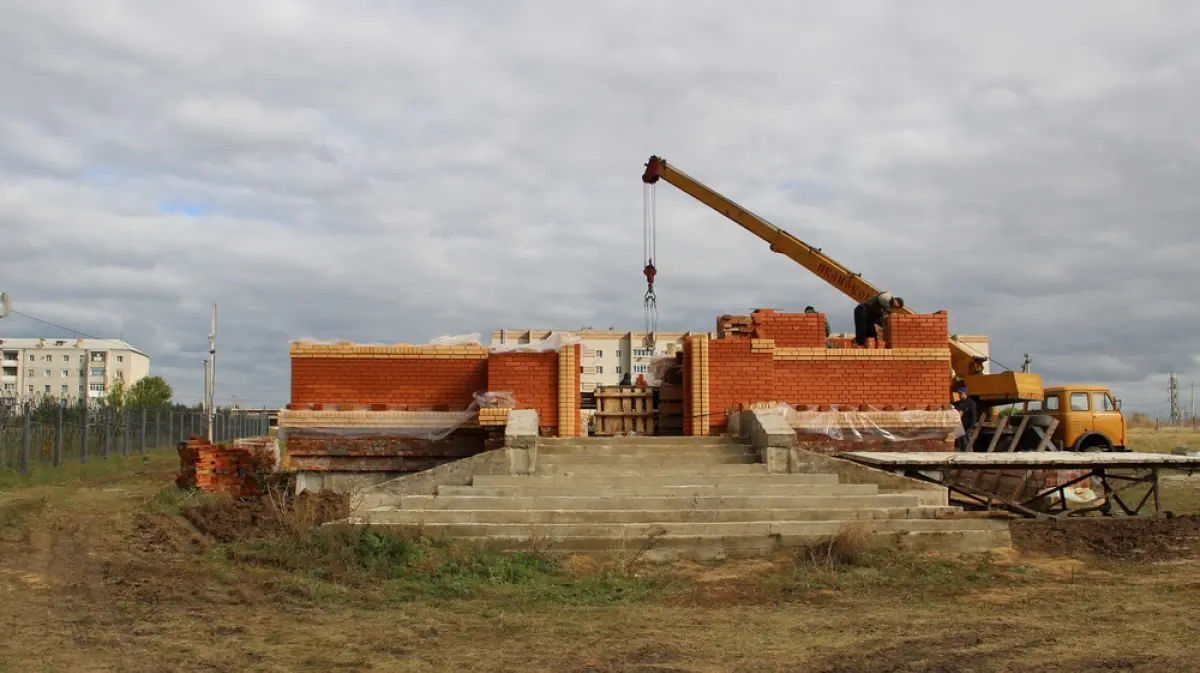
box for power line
[7,309,134,350]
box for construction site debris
[176,436,279,497]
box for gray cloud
[0,0,1197,413]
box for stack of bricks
[176,436,277,496]
[716,314,755,339]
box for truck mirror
[1115,398,1122,410]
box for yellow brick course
[289,342,489,360]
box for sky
[1,0,1198,414]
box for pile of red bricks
[176,436,277,496]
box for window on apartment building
[117,355,124,363]
[45,354,53,362]
[60,385,68,395]
[594,350,603,358]
[2,383,13,392]
[27,385,33,393]
[44,369,51,378]
[615,350,622,358]
[61,369,69,378]
[28,354,34,361]
[615,366,622,374]
[596,366,604,374]
[90,367,104,377]
[44,385,50,394]
[89,383,105,393]
[29,370,36,377]
[62,355,70,362]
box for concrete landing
[349,437,1012,561]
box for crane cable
[642,182,658,343]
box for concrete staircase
[350,437,1011,562]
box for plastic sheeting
[488,332,581,353]
[774,403,966,442]
[279,391,517,442]
[645,355,679,387]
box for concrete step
[535,463,769,477]
[339,524,1013,560]
[347,518,1007,540]
[380,493,926,511]
[361,505,963,524]
[533,453,758,466]
[436,483,881,497]
[538,444,756,457]
[471,473,840,488]
[539,436,748,448]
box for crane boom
[641,155,1042,402]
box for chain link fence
[0,400,270,474]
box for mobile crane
[639,156,1129,452]
[640,155,1042,404]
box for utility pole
[1169,372,1182,425]
[207,303,217,441]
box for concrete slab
[843,451,1200,470]
[533,453,759,466]
[436,483,881,497]
[349,518,1012,539]
[389,493,927,511]
[471,473,841,488]
[362,506,962,524]
[535,463,769,477]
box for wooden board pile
[176,435,278,496]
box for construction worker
[804,306,831,338]
[853,292,904,347]
[953,382,979,451]
[805,306,831,347]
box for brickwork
[708,338,774,434]
[705,311,954,431]
[291,342,487,408]
[486,350,560,435]
[556,344,583,437]
[682,335,711,436]
[748,309,827,347]
[885,311,949,348]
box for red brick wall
[701,311,954,423]
[486,351,560,435]
[772,360,948,408]
[886,311,949,348]
[749,309,826,347]
[291,358,486,408]
[708,339,775,433]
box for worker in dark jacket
[853,292,903,346]
[805,306,831,347]
[952,382,979,451]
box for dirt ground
[3,449,1200,672]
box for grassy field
[1,429,1199,672]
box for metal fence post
[102,408,110,460]
[156,409,162,450]
[121,408,129,457]
[53,401,63,467]
[81,402,89,464]
[140,407,147,454]
[20,403,31,474]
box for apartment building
[490,329,714,392]
[0,337,151,404]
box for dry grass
[2,467,1200,671]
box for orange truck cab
[1019,385,1127,452]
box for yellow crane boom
[641,155,1042,403]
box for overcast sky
[2,1,1198,414]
